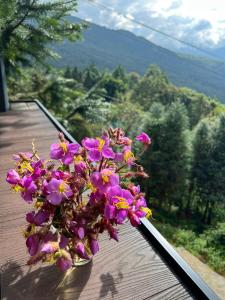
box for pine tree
[190,120,213,223]
[0,0,85,74]
[208,115,225,224]
[142,102,189,210]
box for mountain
[51,16,225,103]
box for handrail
[14,99,219,300]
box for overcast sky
[76,0,225,49]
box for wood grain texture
[0,103,194,299]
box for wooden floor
[0,102,194,300]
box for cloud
[76,0,225,49]
[167,0,182,10]
[192,20,212,31]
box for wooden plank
[1,230,188,300]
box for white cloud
[76,0,225,48]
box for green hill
[51,16,225,103]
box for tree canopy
[0,0,85,73]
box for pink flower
[136,132,151,145]
[46,178,73,205]
[108,226,119,242]
[50,142,79,165]
[74,155,87,174]
[82,137,115,162]
[6,169,20,184]
[21,176,37,203]
[123,146,135,166]
[59,235,69,249]
[105,185,133,223]
[129,197,152,226]
[26,210,50,226]
[26,234,40,256]
[90,169,119,193]
[70,221,85,239]
[31,160,46,180]
[90,239,99,255]
[56,251,72,272]
[41,241,58,254]
[74,242,90,259]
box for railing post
[0,57,9,112]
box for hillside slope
[51,17,225,102]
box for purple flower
[26,234,40,256]
[26,210,50,226]
[41,242,58,254]
[82,137,115,162]
[108,226,119,242]
[74,155,87,174]
[6,169,20,184]
[123,146,135,166]
[70,221,85,239]
[74,242,90,259]
[50,142,79,165]
[46,178,73,205]
[21,176,37,203]
[130,197,152,226]
[136,132,151,145]
[31,160,46,180]
[90,169,119,193]
[105,185,133,223]
[90,239,99,255]
[59,235,69,249]
[56,250,72,272]
[89,190,103,205]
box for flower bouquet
[6,128,152,271]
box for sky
[76,0,225,50]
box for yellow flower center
[60,142,67,153]
[124,150,135,163]
[58,182,65,193]
[97,138,105,151]
[87,182,97,193]
[34,200,44,209]
[21,161,34,173]
[13,184,25,192]
[114,196,129,209]
[101,170,112,184]
[141,207,152,219]
[74,155,83,163]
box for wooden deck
[0,102,195,299]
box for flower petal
[56,256,72,272]
[67,143,80,154]
[50,143,63,159]
[102,147,115,159]
[88,149,101,162]
[90,239,99,255]
[26,234,40,256]
[47,192,63,205]
[82,138,98,150]
[104,204,116,219]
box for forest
[1,0,225,276]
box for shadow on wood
[1,260,93,300]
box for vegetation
[2,1,224,276]
[0,0,85,74]
[51,16,225,102]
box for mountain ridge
[51,16,225,102]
